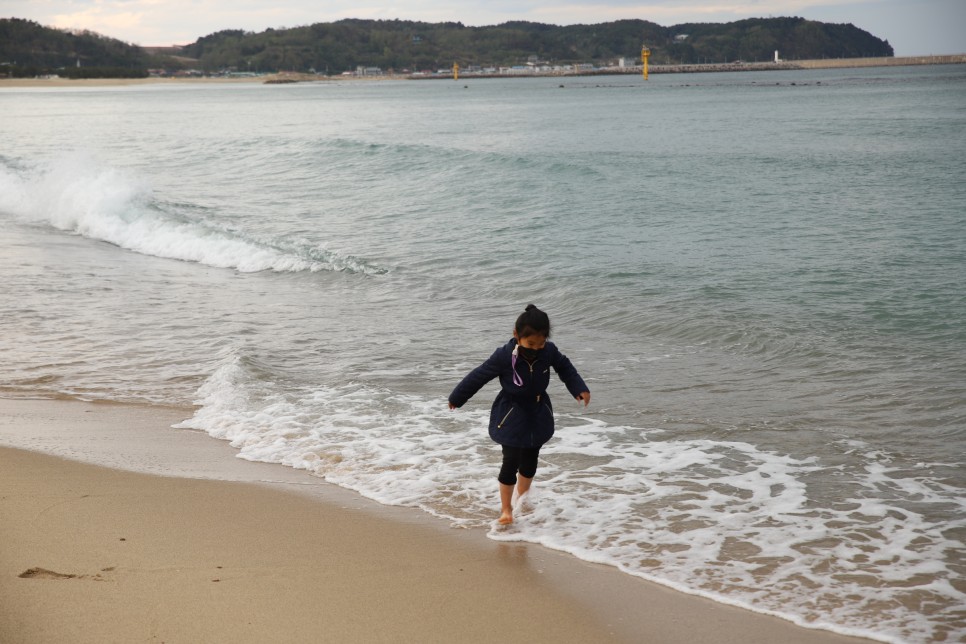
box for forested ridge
[0,18,149,77]
[1,16,894,77]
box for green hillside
[0,18,149,77]
[181,17,893,73]
[1,16,894,78]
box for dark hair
[515,304,551,338]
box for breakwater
[407,54,966,80]
[794,54,966,68]
[647,54,966,74]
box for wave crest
[0,154,386,275]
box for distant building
[674,34,689,42]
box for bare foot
[498,510,513,525]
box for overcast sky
[4,0,964,56]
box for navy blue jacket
[448,339,589,448]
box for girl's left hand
[576,391,591,407]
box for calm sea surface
[1,65,964,643]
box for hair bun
[516,304,551,338]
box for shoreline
[0,398,877,643]
[1,54,962,88]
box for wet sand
[0,399,875,643]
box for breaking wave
[0,154,386,275]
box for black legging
[498,445,540,486]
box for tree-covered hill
[182,17,892,73]
[0,18,150,77]
[670,17,895,63]
[181,19,673,72]
[1,16,894,78]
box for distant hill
[183,17,893,73]
[1,16,894,78]
[0,18,149,77]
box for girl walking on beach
[448,305,591,525]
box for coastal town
[147,52,966,83]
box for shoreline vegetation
[1,54,963,88]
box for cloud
[50,9,145,34]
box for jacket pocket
[497,407,514,429]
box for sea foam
[0,155,384,275]
[174,354,964,644]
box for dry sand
[0,76,264,88]
[0,399,875,643]
[0,74,378,88]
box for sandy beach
[0,399,876,643]
[0,74,365,88]
[0,76,274,88]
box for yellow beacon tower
[641,45,650,80]
[453,62,459,80]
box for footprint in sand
[19,567,114,581]
[18,568,77,580]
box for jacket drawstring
[511,344,524,387]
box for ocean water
[1,65,964,643]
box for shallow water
[1,65,964,642]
